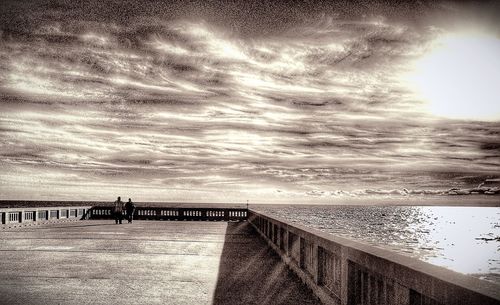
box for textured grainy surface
[0,220,319,305]
[2,0,500,204]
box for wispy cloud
[0,2,499,202]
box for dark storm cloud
[0,0,446,38]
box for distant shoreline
[1,196,499,208]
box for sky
[0,0,499,203]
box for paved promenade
[0,220,320,305]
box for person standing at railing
[113,196,125,224]
[125,198,136,223]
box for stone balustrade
[0,206,92,227]
[89,206,248,221]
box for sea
[254,204,500,284]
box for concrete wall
[0,206,91,228]
[248,210,500,305]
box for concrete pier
[1,205,499,305]
[0,220,320,305]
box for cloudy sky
[0,0,499,203]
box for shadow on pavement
[212,222,321,305]
[34,223,120,229]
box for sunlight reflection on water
[258,205,500,283]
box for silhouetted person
[113,196,124,224]
[125,198,136,223]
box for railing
[248,210,500,305]
[1,205,247,224]
[0,206,91,226]
[89,206,248,222]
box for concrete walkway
[0,220,320,305]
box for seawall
[248,209,500,305]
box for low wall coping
[0,206,92,213]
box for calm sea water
[255,205,500,284]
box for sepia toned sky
[0,0,499,202]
